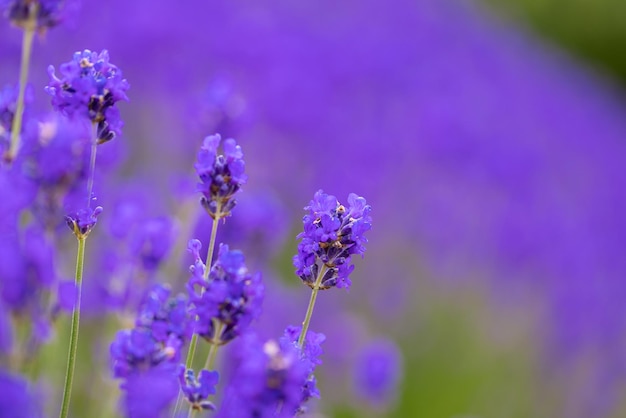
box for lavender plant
[103,133,371,417]
[294,190,372,346]
[44,49,128,418]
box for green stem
[59,236,87,418]
[204,321,223,371]
[174,212,220,417]
[297,266,328,348]
[184,213,219,369]
[202,212,220,280]
[86,123,98,207]
[184,335,199,370]
[6,26,35,162]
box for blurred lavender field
[2,0,626,417]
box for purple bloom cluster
[220,327,325,418]
[0,371,41,418]
[194,133,247,219]
[1,0,69,31]
[110,285,193,416]
[45,49,129,143]
[21,116,91,229]
[127,216,175,273]
[1,225,54,307]
[95,196,177,313]
[283,325,326,409]
[191,77,249,140]
[178,368,219,412]
[187,241,263,344]
[294,190,372,290]
[0,223,56,351]
[110,284,190,378]
[122,367,179,418]
[352,339,402,408]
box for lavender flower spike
[194,133,247,219]
[110,285,192,416]
[220,329,323,418]
[2,0,70,31]
[187,244,263,344]
[45,49,130,143]
[294,190,372,290]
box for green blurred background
[484,0,626,83]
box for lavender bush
[2,0,626,417]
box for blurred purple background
[2,0,626,416]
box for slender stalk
[174,210,220,416]
[59,113,99,418]
[297,266,328,348]
[6,25,36,162]
[86,123,98,207]
[184,211,220,369]
[59,235,87,418]
[204,321,223,371]
[203,212,220,280]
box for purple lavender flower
[187,243,263,344]
[352,339,402,408]
[0,223,56,353]
[20,116,90,230]
[0,370,42,418]
[293,190,372,290]
[56,280,76,312]
[283,325,325,367]
[110,285,193,417]
[135,284,191,345]
[45,49,129,143]
[110,328,173,378]
[1,224,55,310]
[122,366,179,418]
[179,368,218,412]
[219,333,317,418]
[189,77,250,140]
[110,284,191,379]
[128,216,175,273]
[1,0,70,31]
[194,133,247,219]
[95,190,176,311]
[65,205,102,238]
[281,325,326,410]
